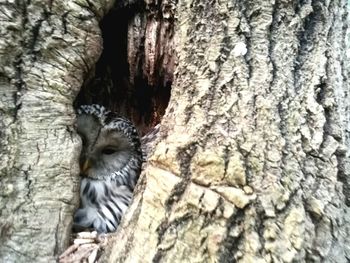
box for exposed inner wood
[74,3,174,135]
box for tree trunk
[1,0,349,262]
[103,0,350,262]
[0,1,113,262]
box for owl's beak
[81,159,91,174]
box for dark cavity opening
[74,3,174,136]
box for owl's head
[76,105,141,181]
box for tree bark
[0,1,113,262]
[103,0,350,262]
[0,0,350,262]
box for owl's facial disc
[79,128,133,180]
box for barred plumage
[73,104,142,233]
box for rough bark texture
[0,1,114,262]
[103,0,350,262]
[1,0,350,262]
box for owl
[73,104,143,233]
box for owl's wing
[141,124,160,162]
